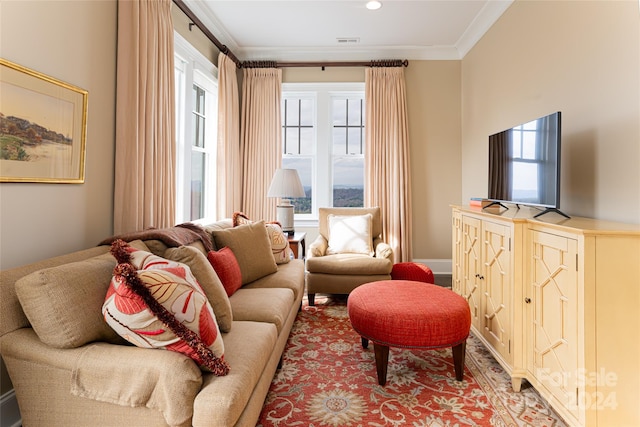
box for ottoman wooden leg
[452,341,466,381]
[361,337,369,349]
[373,343,389,386]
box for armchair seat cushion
[306,253,392,275]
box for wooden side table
[288,232,306,260]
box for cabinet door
[529,230,578,420]
[452,210,462,295]
[482,220,512,364]
[461,215,482,329]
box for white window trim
[174,32,218,224]
[282,82,365,227]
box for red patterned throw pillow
[207,247,242,297]
[103,240,229,375]
[233,211,291,264]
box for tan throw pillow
[233,212,291,264]
[15,252,122,349]
[326,214,374,256]
[211,221,278,285]
[164,246,233,333]
[13,239,151,349]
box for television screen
[488,112,561,209]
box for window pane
[333,157,364,207]
[300,99,313,126]
[192,114,205,148]
[190,151,205,220]
[300,127,314,155]
[332,127,346,155]
[332,99,346,126]
[285,99,299,126]
[347,128,362,155]
[194,85,205,114]
[347,99,362,126]
[285,128,299,154]
[283,157,312,214]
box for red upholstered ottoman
[391,262,435,283]
[347,280,471,386]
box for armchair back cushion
[326,213,374,256]
[319,207,383,243]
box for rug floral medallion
[258,297,567,427]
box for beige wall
[0,0,118,270]
[405,61,461,260]
[462,0,640,224]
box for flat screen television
[486,111,569,218]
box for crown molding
[456,0,514,58]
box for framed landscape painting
[0,58,87,183]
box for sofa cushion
[326,213,374,256]
[233,212,291,264]
[164,246,233,332]
[229,288,294,334]
[14,240,150,349]
[192,320,278,427]
[206,247,243,297]
[211,221,278,285]
[242,259,305,301]
[103,241,228,375]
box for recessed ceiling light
[366,1,382,11]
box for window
[281,83,365,223]
[174,32,218,223]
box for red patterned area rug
[258,296,567,427]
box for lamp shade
[267,169,305,199]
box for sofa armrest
[308,235,328,258]
[71,342,203,426]
[373,238,394,263]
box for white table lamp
[267,168,305,234]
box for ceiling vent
[336,37,360,44]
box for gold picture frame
[1,58,88,183]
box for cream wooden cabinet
[528,229,580,422]
[451,207,527,391]
[452,205,640,427]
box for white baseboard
[1,390,21,427]
[411,259,452,276]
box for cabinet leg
[511,376,523,392]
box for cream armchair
[305,207,394,305]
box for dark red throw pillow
[207,247,242,297]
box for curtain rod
[172,0,242,67]
[242,59,409,69]
[172,0,409,70]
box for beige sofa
[0,219,304,427]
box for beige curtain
[365,67,413,262]
[216,53,241,219]
[240,68,282,220]
[113,0,175,234]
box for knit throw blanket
[99,223,214,252]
